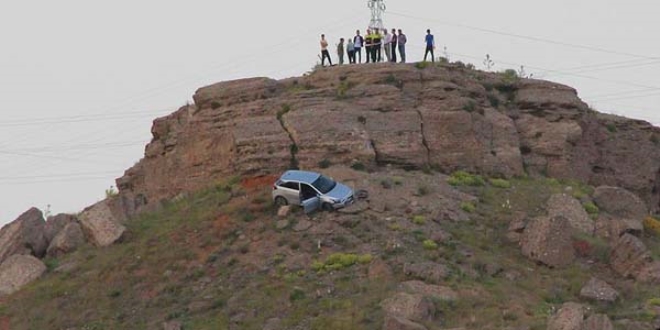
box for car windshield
[311,175,336,194]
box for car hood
[326,183,353,200]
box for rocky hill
[116,62,660,217]
[1,62,660,330]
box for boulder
[595,214,643,241]
[277,206,291,218]
[0,254,46,296]
[582,314,614,330]
[636,261,660,284]
[610,234,652,279]
[0,208,48,263]
[162,320,182,330]
[382,314,427,330]
[46,223,86,258]
[403,262,451,284]
[381,292,435,323]
[546,302,585,330]
[593,186,648,219]
[78,200,126,247]
[262,318,281,330]
[546,194,594,234]
[579,277,619,303]
[399,281,458,301]
[507,212,528,243]
[44,213,78,243]
[521,216,575,268]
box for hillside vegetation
[4,168,660,330]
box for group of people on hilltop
[320,29,435,67]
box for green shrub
[606,123,617,133]
[463,100,477,112]
[423,239,438,250]
[489,178,511,189]
[647,297,660,307]
[487,94,500,108]
[312,253,373,272]
[318,159,331,169]
[289,288,306,302]
[417,185,430,196]
[501,69,519,84]
[415,61,430,69]
[277,104,291,121]
[412,215,426,225]
[583,202,599,215]
[351,162,366,171]
[460,202,476,213]
[448,171,485,187]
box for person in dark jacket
[353,30,364,64]
[390,28,398,63]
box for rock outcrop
[78,200,126,247]
[579,277,619,303]
[0,254,46,296]
[46,223,85,258]
[114,64,660,217]
[44,213,78,243]
[593,186,648,220]
[546,193,594,234]
[521,216,575,267]
[610,234,653,279]
[546,302,585,330]
[0,208,48,263]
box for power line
[388,10,659,60]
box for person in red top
[320,34,333,66]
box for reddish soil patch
[0,317,9,330]
[241,175,278,192]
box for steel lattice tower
[367,0,386,31]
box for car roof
[280,170,321,184]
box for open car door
[301,196,320,214]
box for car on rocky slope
[272,170,354,213]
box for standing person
[320,34,333,66]
[390,28,398,63]
[364,29,373,63]
[353,30,364,64]
[337,38,345,65]
[347,38,356,64]
[397,29,407,63]
[424,29,435,62]
[372,29,382,62]
[383,29,392,62]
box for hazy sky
[0,0,658,224]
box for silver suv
[272,170,355,213]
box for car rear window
[280,181,299,190]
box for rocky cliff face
[116,63,660,216]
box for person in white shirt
[320,34,333,66]
[383,29,392,62]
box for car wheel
[321,203,334,212]
[274,196,288,207]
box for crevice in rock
[276,112,299,170]
[415,109,432,167]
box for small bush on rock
[489,178,511,189]
[583,202,599,216]
[448,171,485,187]
[644,216,660,236]
[412,215,426,225]
[311,253,373,272]
[461,202,476,213]
[423,239,438,250]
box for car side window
[300,184,318,200]
[280,181,299,190]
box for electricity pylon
[367,0,386,31]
